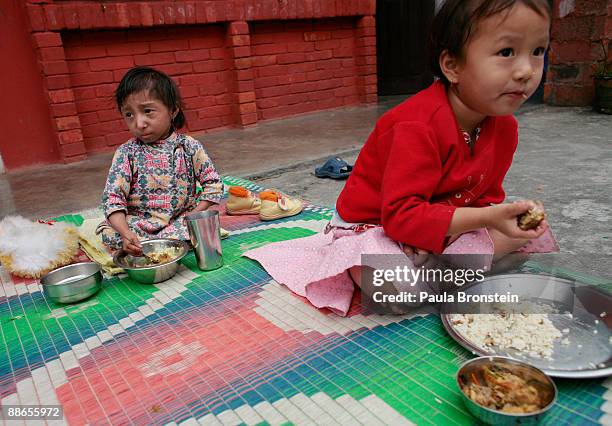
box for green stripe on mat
[52,213,84,226]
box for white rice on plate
[450,313,564,359]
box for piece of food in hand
[517,200,545,230]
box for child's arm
[447,201,547,239]
[189,139,224,208]
[101,145,141,254]
[107,211,142,255]
[193,200,214,212]
[102,146,132,218]
[402,201,547,261]
[449,202,549,258]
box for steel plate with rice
[113,239,189,284]
[441,273,612,378]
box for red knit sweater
[336,81,518,253]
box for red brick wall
[545,0,611,105]
[3,0,376,169]
[252,19,361,120]
[62,26,233,153]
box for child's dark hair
[430,0,551,85]
[115,66,186,129]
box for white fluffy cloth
[0,216,79,278]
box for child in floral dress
[100,67,223,255]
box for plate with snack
[441,273,612,378]
[113,238,189,284]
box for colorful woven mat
[0,176,610,425]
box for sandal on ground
[226,186,261,215]
[259,190,303,221]
[314,157,353,179]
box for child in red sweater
[246,0,558,315]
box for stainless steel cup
[185,210,223,271]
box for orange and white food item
[517,200,546,230]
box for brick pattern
[252,19,362,120]
[545,0,611,106]
[356,15,377,104]
[32,31,86,163]
[26,1,375,32]
[63,26,233,152]
[24,0,377,163]
[228,21,258,126]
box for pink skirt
[244,226,559,316]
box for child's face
[447,3,550,123]
[120,90,177,143]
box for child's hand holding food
[516,200,546,230]
[121,230,142,256]
[486,201,548,239]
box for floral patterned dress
[99,132,224,250]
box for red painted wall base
[0,0,60,170]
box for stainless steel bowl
[41,262,102,304]
[113,238,189,284]
[457,356,557,425]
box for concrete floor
[1,99,610,277]
[252,104,612,279]
[0,97,402,220]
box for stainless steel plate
[54,274,92,286]
[113,239,189,284]
[441,273,612,378]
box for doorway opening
[376,0,435,96]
